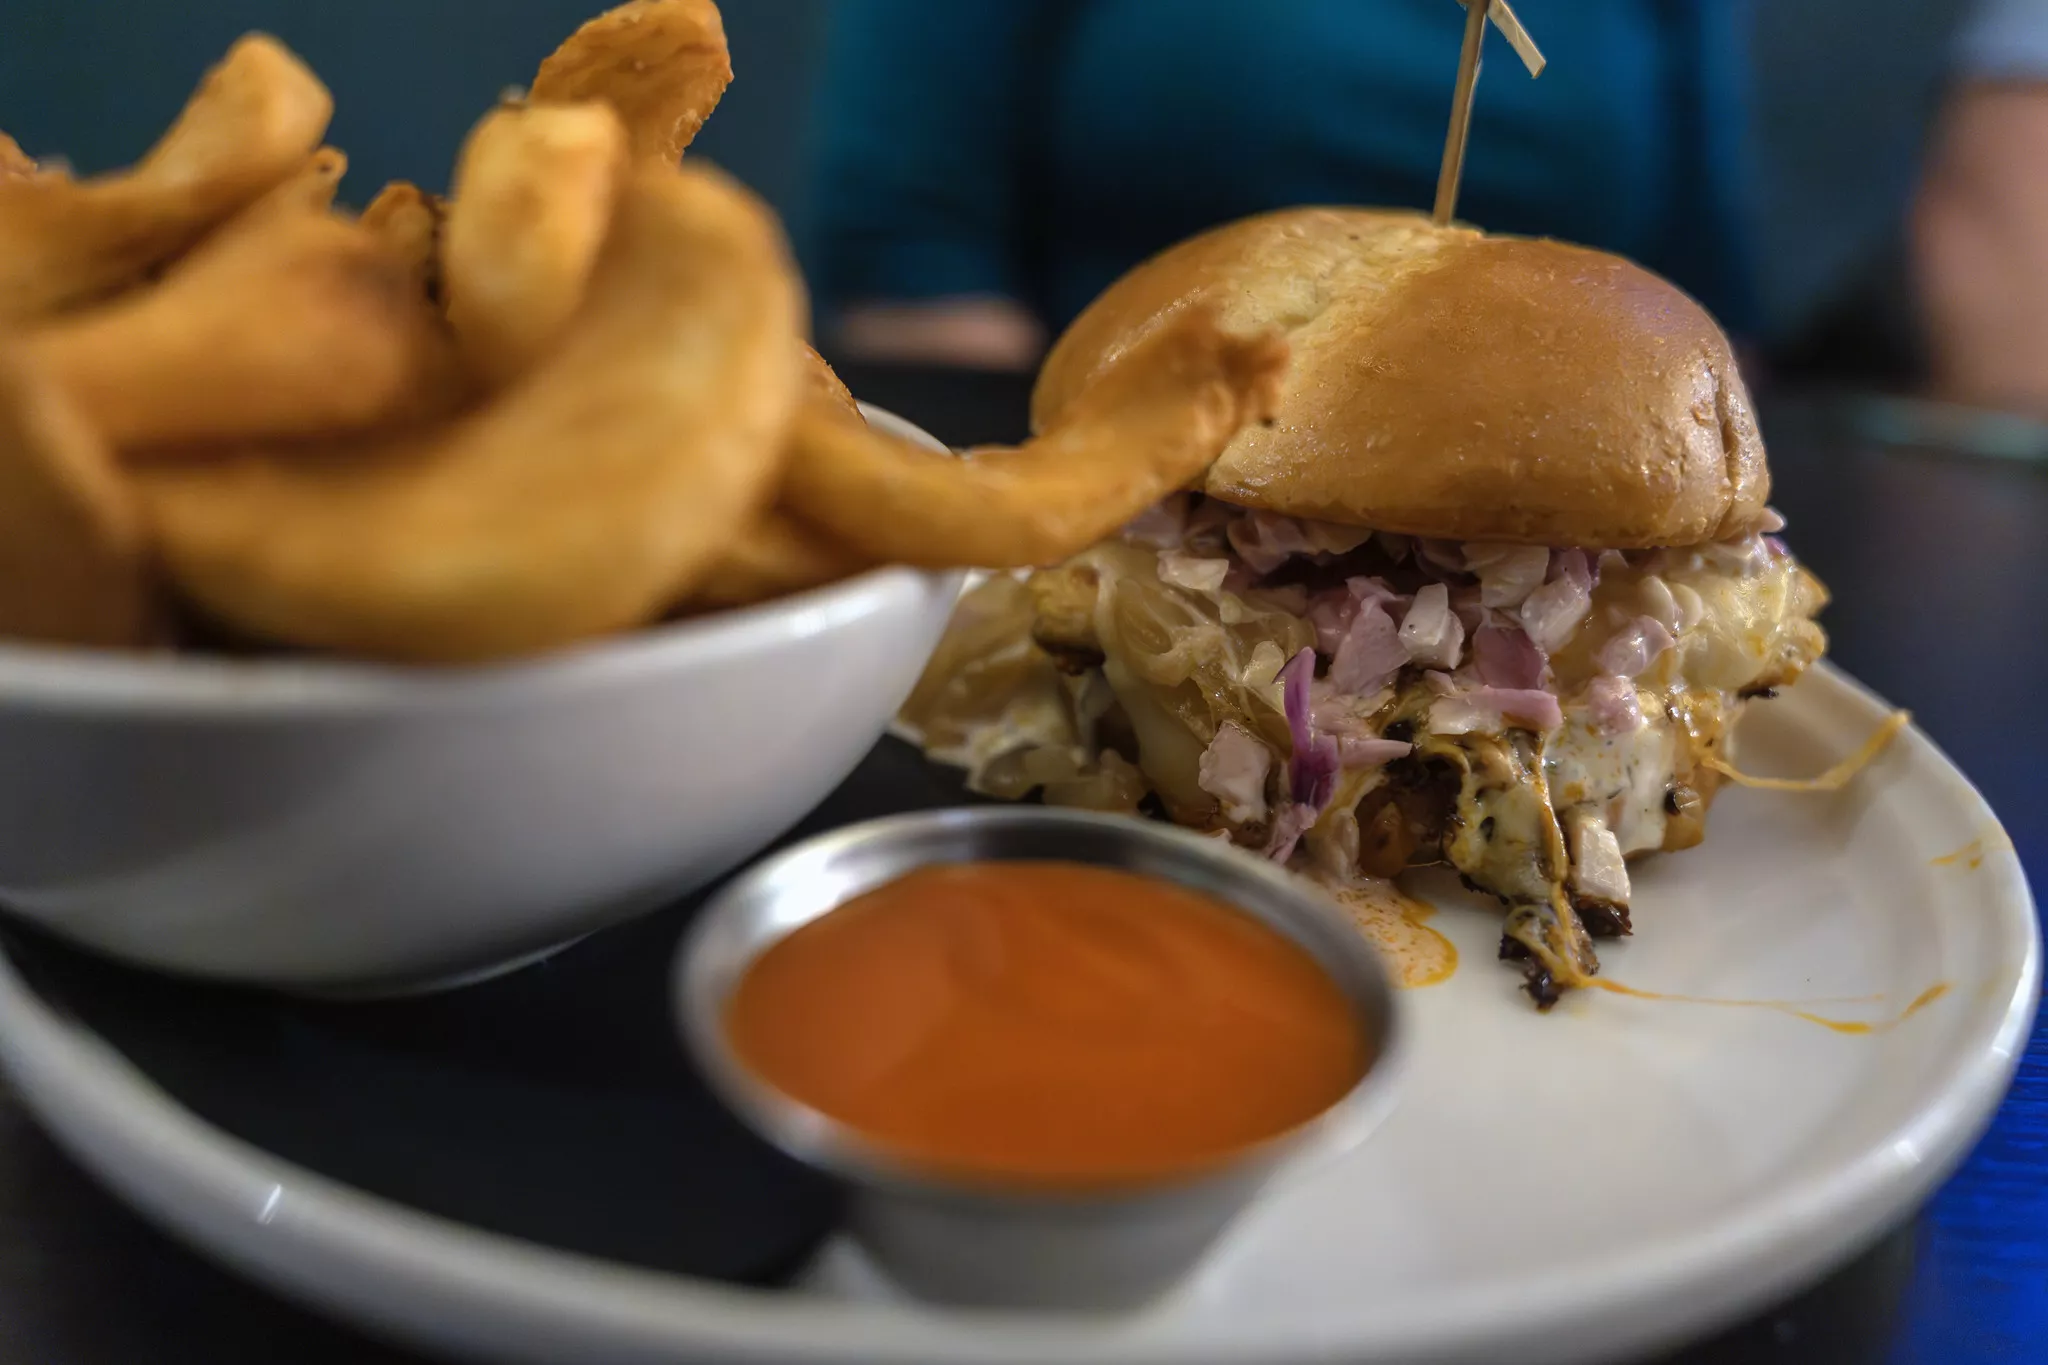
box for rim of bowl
[0,404,961,717]
[674,806,1408,1207]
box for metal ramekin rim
[672,806,1406,1207]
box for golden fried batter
[142,163,803,663]
[0,36,332,322]
[238,145,347,221]
[360,180,445,304]
[0,346,152,645]
[442,104,625,386]
[800,342,862,423]
[687,505,871,609]
[31,206,458,450]
[0,131,37,182]
[781,308,1288,568]
[530,0,731,165]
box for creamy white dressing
[1546,704,1675,856]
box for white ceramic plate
[0,664,2035,1365]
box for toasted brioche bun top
[1032,208,1768,549]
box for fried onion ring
[682,350,872,609]
[30,205,458,451]
[688,504,871,609]
[442,104,625,387]
[780,307,1288,568]
[0,345,151,645]
[0,35,332,323]
[530,0,731,165]
[239,145,347,222]
[140,162,802,663]
[360,180,446,305]
[800,341,863,422]
[0,131,38,182]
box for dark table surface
[0,371,2041,1365]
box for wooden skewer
[1433,0,1492,225]
[1443,0,1545,75]
[1484,0,1546,76]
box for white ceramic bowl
[0,406,962,992]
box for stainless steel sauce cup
[674,806,1404,1310]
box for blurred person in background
[805,0,2048,418]
[1917,2,2048,415]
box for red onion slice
[1584,675,1645,735]
[1430,686,1566,735]
[1198,722,1273,824]
[1595,616,1677,678]
[1466,543,1551,608]
[1338,736,1414,768]
[1474,622,1548,690]
[1399,582,1465,669]
[1228,510,1316,576]
[1278,648,1340,808]
[1518,574,1593,653]
[1157,550,1230,593]
[1263,801,1319,863]
[1329,599,1407,696]
[1123,496,1190,549]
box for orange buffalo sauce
[724,861,1370,1186]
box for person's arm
[805,0,1063,370]
[1912,0,2048,415]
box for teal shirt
[807,0,1759,336]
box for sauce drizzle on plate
[1316,878,1458,988]
[1931,839,1985,870]
[1588,978,1951,1034]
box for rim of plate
[0,663,2035,1365]
[0,405,956,719]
